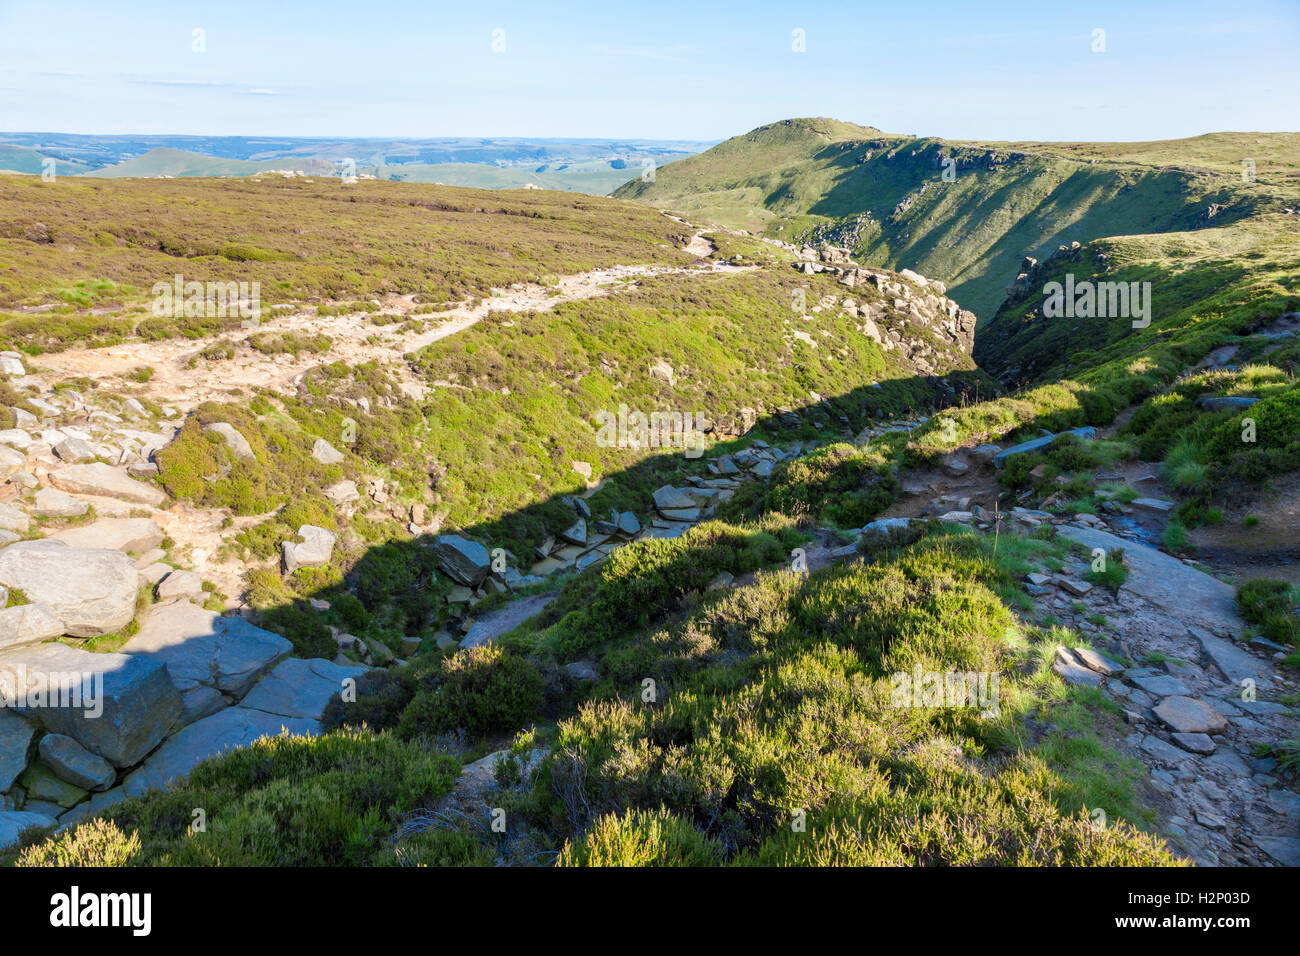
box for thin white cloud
[129,78,226,88]
[245,89,280,96]
[585,43,692,62]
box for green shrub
[15,818,141,867]
[558,808,724,866]
[997,434,1113,493]
[322,668,419,733]
[397,645,544,740]
[259,602,335,658]
[549,520,794,658]
[331,593,371,633]
[722,443,898,527]
[6,730,459,866]
[531,527,1177,867]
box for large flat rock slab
[240,658,367,720]
[1057,526,1244,637]
[47,463,166,507]
[1188,624,1268,687]
[0,710,35,791]
[0,642,183,767]
[123,599,291,702]
[0,603,66,651]
[1254,836,1300,867]
[50,517,164,554]
[993,427,1096,466]
[1153,695,1229,734]
[432,535,491,586]
[38,733,115,791]
[0,539,139,638]
[460,593,558,649]
[122,706,319,797]
[0,810,57,850]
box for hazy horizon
[2,0,1297,142]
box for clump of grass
[1236,578,1299,647]
[1084,548,1129,595]
[14,818,141,867]
[1162,520,1189,551]
[195,339,235,363]
[1164,439,1206,491]
[558,808,724,866]
[1279,736,1300,770]
[247,330,333,356]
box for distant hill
[0,131,710,195]
[82,147,335,179]
[615,118,1300,319]
[0,144,94,176]
[374,157,684,194]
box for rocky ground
[0,229,778,845]
[0,338,892,845]
[883,430,1299,867]
[0,230,1293,866]
[422,412,1299,869]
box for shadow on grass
[253,363,1110,662]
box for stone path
[1057,525,1244,638]
[845,380,1300,869]
[434,437,837,645]
[460,594,559,649]
[1035,566,1298,867]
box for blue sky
[1,0,1296,142]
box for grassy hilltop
[615,117,1300,320]
[0,175,693,338]
[619,117,1300,530]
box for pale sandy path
[34,234,752,411]
[23,226,754,602]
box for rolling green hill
[0,144,94,177]
[75,147,685,195]
[374,157,685,194]
[82,147,335,179]
[618,117,1300,531]
[616,118,1300,321]
[0,175,693,314]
